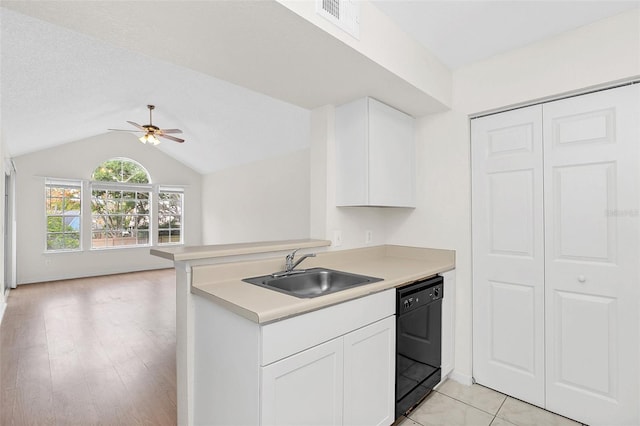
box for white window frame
[90,181,153,250]
[45,178,186,253]
[157,186,184,246]
[44,178,83,252]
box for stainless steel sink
[242,268,383,298]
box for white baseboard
[448,370,473,386]
[0,300,6,325]
[17,264,172,285]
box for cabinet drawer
[261,289,395,365]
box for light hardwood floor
[0,269,177,425]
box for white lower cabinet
[261,337,344,426]
[343,317,395,426]
[193,288,397,426]
[260,316,396,426]
[440,270,455,379]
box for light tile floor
[396,380,585,426]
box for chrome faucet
[286,249,316,272]
[272,249,316,278]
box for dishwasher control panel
[397,275,443,314]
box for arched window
[90,158,151,248]
[45,158,183,252]
[91,157,150,183]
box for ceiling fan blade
[159,128,183,134]
[126,120,146,131]
[160,134,185,143]
[108,128,143,132]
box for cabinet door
[368,98,416,207]
[261,338,343,426]
[543,85,639,426]
[343,316,395,426]
[335,97,415,207]
[440,270,455,379]
[471,105,545,407]
[335,97,369,206]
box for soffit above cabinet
[2,1,450,116]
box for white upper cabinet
[336,97,416,207]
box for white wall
[384,110,471,381]
[0,135,7,319]
[454,9,640,114]
[386,8,640,383]
[13,131,202,284]
[201,149,310,244]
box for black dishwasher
[395,275,443,419]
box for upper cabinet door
[336,97,416,207]
[543,84,640,426]
[471,104,546,407]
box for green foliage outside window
[46,158,185,251]
[46,185,81,251]
[158,192,183,244]
[91,158,151,248]
[91,158,150,184]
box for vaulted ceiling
[2,1,637,174]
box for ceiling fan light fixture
[110,105,185,144]
[139,133,161,145]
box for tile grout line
[435,388,508,418]
[489,397,509,426]
[494,395,508,419]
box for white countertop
[187,245,455,324]
[150,238,331,262]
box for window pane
[46,184,81,252]
[47,216,63,232]
[67,233,80,249]
[47,235,63,251]
[90,185,151,249]
[46,197,62,214]
[137,230,149,245]
[47,232,80,250]
[138,199,150,211]
[158,191,183,245]
[91,158,150,184]
[62,197,80,212]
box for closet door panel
[543,85,639,426]
[553,162,616,262]
[471,105,545,407]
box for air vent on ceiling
[323,0,340,19]
[316,0,360,39]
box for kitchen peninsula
[152,239,455,425]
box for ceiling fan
[109,104,185,145]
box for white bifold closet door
[471,105,545,407]
[543,85,639,425]
[472,84,639,426]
